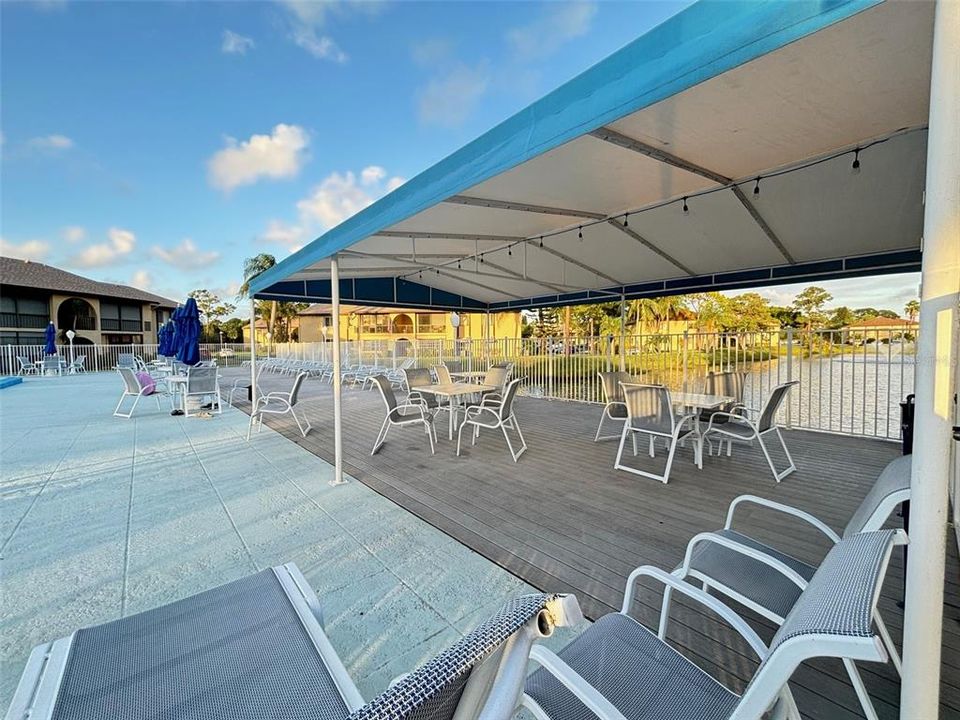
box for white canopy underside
[283,1,933,305]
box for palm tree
[239,254,278,339]
[904,299,920,323]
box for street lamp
[66,330,76,373]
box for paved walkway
[0,373,559,709]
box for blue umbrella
[157,322,169,356]
[168,306,183,358]
[44,322,57,355]
[161,319,176,356]
[176,298,201,366]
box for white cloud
[418,62,489,128]
[70,227,136,267]
[291,28,347,62]
[150,238,221,271]
[61,225,87,243]
[27,134,74,152]
[277,0,352,63]
[411,38,454,67]
[130,269,153,290]
[506,1,597,60]
[222,29,255,55]
[260,165,404,253]
[0,237,51,262]
[207,123,309,192]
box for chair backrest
[72,355,86,368]
[17,356,35,369]
[703,371,745,405]
[598,371,633,404]
[186,366,218,393]
[348,594,556,720]
[843,454,912,537]
[621,383,676,435]
[482,366,508,391]
[372,375,398,413]
[434,365,453,385]
[734,530,902,719]
[404,368,433,390]
[757,381,798,432]
[498,378,523,418]
[43,357,60,371]
[117,353,136,370]
[289,371,307,406]
[117,367,141,394]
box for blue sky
[1,0,918,317]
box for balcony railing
[72,316,97,331]
[101,319,142,332]
[0,312,50,329]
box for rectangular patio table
[449,370,490,383]
[414,382,496,440]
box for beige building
[842,316,918,343]
[0,256,177,347]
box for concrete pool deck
[0,373,566,709]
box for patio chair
[113,367,167,418]
[457,377,527,462]
[371,374,436,456]
[6,561,582,720]
[702,380,798,482]
[522,529,905,720]
[614,384,700,483]
[594,371,634,441]
[67,354,86,373]
[42,356,61,377]
[664,454,912,719]
[699,370,746,423]
[16,356,39,376]
[184,365,222,417]
[248,370,311,439]
[116,353,137,371]
[228,362,267,405]
[404,367,439,409]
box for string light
[508,246,512,256]
[457,259,461,269]
[851,149,861,175]
[578,226,583,240]
[753,178,761,195]
[682,197,689,214]
[539,236,543,248]
[480,254,485,263]
[623,213,629,227]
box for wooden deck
[227,370,959,720]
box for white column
[329,254,347,486]
[619,295,627,372]
[249,299,257,402]
[901,0,960,715]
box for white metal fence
[3,326,916,441]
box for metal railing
[2,327,916,441]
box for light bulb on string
[623,213,629,227]
[538,236,543,248]
[578,226,583,240]
[851,149,861,175]
[753,178,761,195]
[682,197,689,215]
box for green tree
[828,306,855,329]
[904,299,920,322]
[239,253,278,340]
[532,307,561,338]
[769,305,800,328]
[188,289,236,340]
[724,293,775,332]
[220,318,246,343]
[792,286,833,332]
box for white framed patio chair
[247,371,311,440]
[228,362,266,405]
[6,560,582,720]
[184,365,222,417]
[371,374,436,455]
[699,370,746,423]
[42,356,62,376]
[521,529,906,720]
[479,365,509,403]
[116,353,137,371]
[594,371,634,441]
[457,377,527,462]
[665,454,912,720]
[113,367,167,418]
[614,384,699,483]
[67,355,86,373]
[17,356,39,375]
[702,380,798,482]
[403,367,440,410]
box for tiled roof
[0,256,177,307]
[844,316,917,328]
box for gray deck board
[228,370,959,720]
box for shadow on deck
[227,370,959,720]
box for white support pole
[901,1,960,715]
[249,299,257,403]
[329,254,347,486]
[619,294,627,372]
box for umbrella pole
[250,299,257,404]
[330,254,346,486]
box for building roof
[844,316,918,329]
[0,257,178,307]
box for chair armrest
[725,495,841,544]
[395,402,430,419]
[704,411,754,435]
[677,531,809,590]
[621,566,767,660]
[526,646,629,720]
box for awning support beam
[445,195,606,220]
[606,219,695,275]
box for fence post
[785,326,794,428]
[548,336,555,399]
[681,330,689,392]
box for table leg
[449,396,456,440]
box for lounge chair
[116,353,137,371]
[7,561,582,720]
[113,367,166,418]
[16,356,39,376]
[665,454,912,719]
[594,371,634,441]
[184,366,222,417]
[614,384,700,483]
[248,371,311,440]
[372,374,436,455]
[702,380,798,482]
[67,354,86,373]
[522,529,906,720]
[457,377,527,462]
[41,357,61,377]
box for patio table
[167,375,188,413]
[449,370,490,383]
[414,382,495,440]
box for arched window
[57,298,97,334]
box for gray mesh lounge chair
[42,357,61,377]
[522,529,906,720]
[614,384,699,483]
[404,367,439,409]
[67,354,86,373]
[116,353,137,371]
[665,454,912,720]
[184,365,222,417]
[457,378,526,462]
[479,366,510,404]
[594,371,634,441]
[113,367,166,418]
[7,562,582,720]
[248,371,311,440]
[372,374,437,455]
[16,356,39,376]
[702,380,798,482]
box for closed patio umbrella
[168,307,183,358]
[44,322,57,355]
[176,298,201,366]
